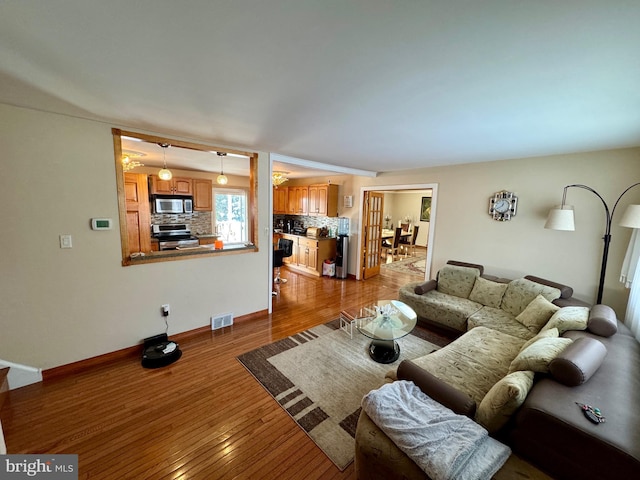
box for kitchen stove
[152,224,199,250]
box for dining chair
[400,225,419,257]
[381,226,402,261]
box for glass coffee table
[355,300,417,364]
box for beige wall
[2,102,639,371]
[343,150,640,317]
[0,104,271,369]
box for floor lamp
[544,183,640,304]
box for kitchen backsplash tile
[151,212,213,235]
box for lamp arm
[610,182,640,223]
[563,184,611,235]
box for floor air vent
[211,313,234,330]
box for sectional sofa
[355,261,640,479]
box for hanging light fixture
[121,152,145,172]
[216,152,228,185]
[272,171,289,187]
[157,143,172,180]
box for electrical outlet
[161,304,170,316]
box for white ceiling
[1,1,639,176]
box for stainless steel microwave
[154,197,192,214]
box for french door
[361,191,385,279]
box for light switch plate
[60,234,72,249]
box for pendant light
[216,152,228,185]
[157,143,172,181]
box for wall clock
[489,190,518,221]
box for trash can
[323,259,336,277]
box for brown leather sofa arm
[397,360,477,418]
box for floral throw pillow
[515,294,560,333]
[468,277,509,308]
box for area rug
[237,319,450,470]
[381,254,426,276]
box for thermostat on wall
[91,218,113,230]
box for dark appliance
[141,333,182,368]
[336,217,349,279]
[151,224,199,250]
[336,234,349,279]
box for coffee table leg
[368,339,400,364]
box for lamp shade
[544,205,575,231]
[619,204,640,228]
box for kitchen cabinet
[280,234,336,277]
[287,186,308,215]
[308,184,339,217]
[149,176,193,196]
[273,186,288,214]
[193,178,213,211]
[125,173,151,254]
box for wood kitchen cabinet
[124,173,151,254]
[308,184,339,217]
[149,176,193,196]
[273,186,288,214]
[193,178,213,211]
[279,234,336,277]
[287,186,308,215]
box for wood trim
[42,309,268,381]
[111,129,261,265]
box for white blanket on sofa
[362,381,511,480]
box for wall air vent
[211,313,234,330]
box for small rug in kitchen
[236,319,450,470]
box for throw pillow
[587,304,618,337]
[501,278,561,317]
[508,337,573,374]
[519,327,559,353]
[436,265,481,299]
[549,337,607,386]
[541,306,589,334]
[515,294,560,333]
[476,370,535,433]
[468,277,509,308]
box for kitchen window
[213,188,249,244]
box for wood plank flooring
[0,266,423,479]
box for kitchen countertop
[276,232,337,241]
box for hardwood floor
[1,267,424,479]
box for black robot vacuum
[141,333,182,368]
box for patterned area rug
[381,254,426,276]
[237,319,451,470]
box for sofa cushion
[501,278,562,317]
[406,289,483,331]
[476,370,535,433]
[468,276,509,308]
[397,360,476,417]
[436,264,481,299]
[409,326,525,406]
[468,307,536,340]
[508,337,573,374]
[519,327,559,352]
[549,337,607,386]
[541,306,589,334]
[587,304,618,337]
[515,294,561,333]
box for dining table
[381,228,412,240]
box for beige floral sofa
[398,260,586,337]
[356,261,640,479]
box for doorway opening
[357,183,438,281]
